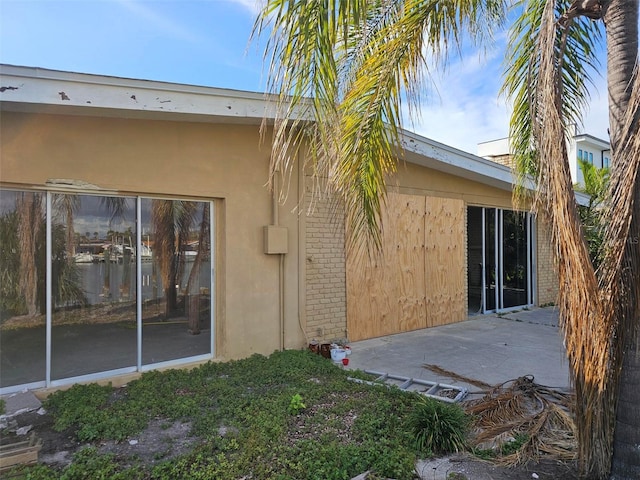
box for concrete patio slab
[0,390,41,419]
[345,307,570,397]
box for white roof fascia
[2,64,587,203]
[400,130,532,192]
[0,64,301,125]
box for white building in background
[477,133,611,186]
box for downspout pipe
[272,171,285,351]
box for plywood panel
[347,193,466,341]
[387,194,427,334]
[347,193,426,341]
[424,197,466,327]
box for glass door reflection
[140,199,211,365]
[50,194,137,380]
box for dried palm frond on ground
[464,375,577,466]
[423,364,494,390]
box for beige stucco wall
[391,162,515,208]
[2,109,560,359]
[0,111,306,359]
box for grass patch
[18,350,429,479]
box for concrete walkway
[345,307,571,479]
[346,307,570,396]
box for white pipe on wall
[272,170,285,351]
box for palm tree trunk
[604,0,638,151]
[607,101,640,479]
[601,2,640,478]
[185,203,209,334]
[611,329,640,479]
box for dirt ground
[3,407,580,479]
[2,409,199,470]
[416,454,580,480]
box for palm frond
[503,0,602,203]
[100,196,132,224]
[254,0,506,250]
[503,1,621,476]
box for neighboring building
[568,133,611,185]
[477,133,611,186]
[1,65,561,395]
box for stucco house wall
[0,110,305,360]
[0,64,560,394]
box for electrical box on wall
[264,225,288,254]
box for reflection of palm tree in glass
[184,203,210,333]
[152,200,200,319]
[53,194,80,260]
[9,192,84,316]
[16,192,43,316]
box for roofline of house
[1,63,589,204]
[477,136,510,146]
[573,133,611,149]
[400,130,527,192]
[0,63,287,125]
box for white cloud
[225,0,264,15]
[407,42,610,155]
[115,0,203,43]
[406,48,510,155]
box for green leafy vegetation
[575,159,610,270]
[407,396,470,455]
[500,433,529,456]
[447,473,468,480]
[288,393,306,415]
[16,351,437,479]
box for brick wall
[536,220,559,306]
[304,184,347,342]
[488,154,516,169]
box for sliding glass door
[501,210,532,309]
[0,188,215,394]
[467,206,534,313]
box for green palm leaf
[254,0,506,250]
[502,0,602,192]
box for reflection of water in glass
[75,260,211,306]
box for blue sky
[0,0,609,154]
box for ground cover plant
[3,351,582,479]
[8,350,434,479]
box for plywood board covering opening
[347,193,466,341]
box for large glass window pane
[51,194,137,380]
[0,190,46,388]
[466,207,483,314]
[484,209,497,311]
[141,199,211,365]
[502,211,529,308]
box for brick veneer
[304,186,347,342]
[536,220,560,306]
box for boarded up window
[346,193,466,341]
